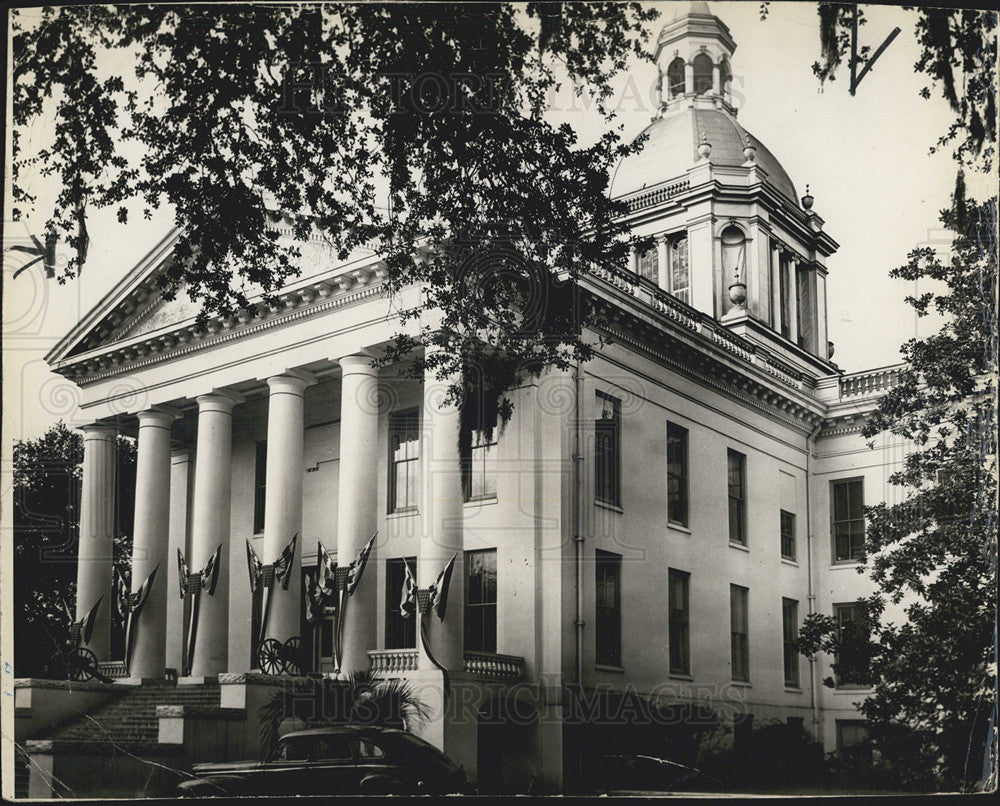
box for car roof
[281,725,404,740]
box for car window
[353,738,385,760]
[315,735,353,761]
[276,737,312,762]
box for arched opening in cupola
[720,57,733,102]
[667,57,686,97]
[692,53,713,95]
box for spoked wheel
[68,647,98,681]
[281,637,302,676]
[258,638,284,675]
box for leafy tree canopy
[797,186,998,791]
[13,2,658,416]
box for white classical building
[17,2,907,796]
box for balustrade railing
[97,661,129,680]
[463,651,525,681]
[624,179,691,212]
[839,366,902,399]
[367,649,419,674]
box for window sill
[667,522,691,535]
[729,541,750,553]
[730,680,752,687]
[464,495,498,508]
[830,560,862,569]
[387,509,419,520]
[596,664,625,674]
[669,672,694,681]
[781,557,799,567]
[784,685,803,694]
[594,500,623,514]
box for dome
[609,107,798,204]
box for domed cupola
[610,1,840,376]
[654,0,737,114]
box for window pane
[465,550,497,653]
[596,551,622,666]
[637,247,658,283]
[670,238,689,296]
[667,423,688,526]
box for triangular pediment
[46,228,184,365]
[45,220,365,368]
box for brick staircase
[51,682,221,751]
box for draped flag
[115,564,159,673]
[427,553,457,621]
[409,554,459,699]
[246,534,298,649]
[64,595,103,648]
[332,531,378,672]
[400,559,417,620]
[177,544,223,676]
[305,541,337,626]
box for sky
[2,1,976,443]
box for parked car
[176,725,468,796]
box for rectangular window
[728,449,747,545]
[782,598,799,687]
[595,550,623,667]
[669,236,690,304]
[730,584,749,682]
[389,409,420,513]
[464,549,497,653]
[836,720,872,762]
[834,602,872,688]
[253,440,267,534]
[463,429,497,501]
[780,510,796,560]
[832,478,865,561]
[637,246,658,283]
[779,254,791,339]
[797,264,812,350]
[595,392,621,507]
[385,557,417,650]
[667,422,689,527]
[668,569,690,675]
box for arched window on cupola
[720,58,733,102]
[692,53,713,95]
[667,57,686,98]
[637,246,658,284]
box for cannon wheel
[281,637,302,676]
[258,638,284,675]
[68,647,98,681]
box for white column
[656,235,669,291]
[684,61,694,95]
[262,372,313,644]
[128,407,179,679]
[712,62,721,95]
[335,354,380,673]
[419,358,464,673]
[166,448,193,675]
[77,424,117,661]
[189,391,241,678]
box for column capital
[336,353,377,377]
[195,389,245,414]
[265,370,316,396]
[137,406,182,429]
[80,423,118,440]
